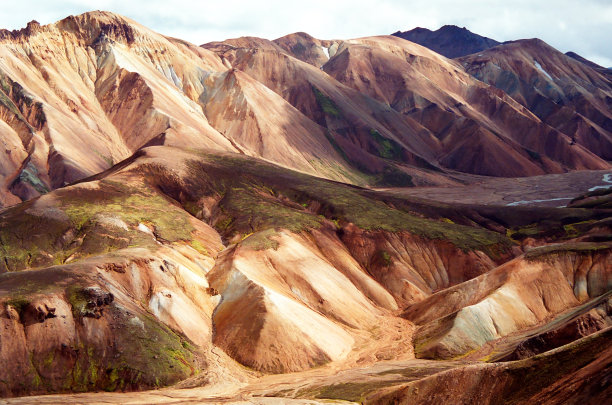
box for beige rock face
[201,68,350,180]
[0,12,238,205]
[407,251,612,359]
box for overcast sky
[1,0,611,66]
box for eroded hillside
[0,146,610,403]
[0,11,611,405]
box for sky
[1,0,611,67]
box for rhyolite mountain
[392,25,500,58]
[459,39,612,160]
[0,11,611,404]
[0,12,609,208]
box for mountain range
[0,11,610,404]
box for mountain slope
[204,34,609,179]
[0,145,610,400]
[0,12,235,206]
[322,36,607,176]
[0,11,611,404]
[566,51,612,81]
[0,12,361,209]
[1,13,610,211]
[459,39,612,161]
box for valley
[0,10,610,404]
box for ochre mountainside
[0,11,610,208]
[0,11,610,405]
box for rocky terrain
[0,11,610,404]
[459,39,612,161]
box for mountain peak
[0,10,141,45]
[392,24,499,58]
[439,24,469,31]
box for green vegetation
[240,229,281,251]
[94,150,114,167]
[62,283,199,392]
[375,165,414,187]
[190,239,209,255]
[525,148,542,162]
[103,307,197,391]
[507,213,608,243]
[63,179,193,243]
[6,297,30,317]
[369,129,402,160]
[377,250,392,266]
[563,220,597,238]
[66,286,90,319]
[183,153,512,256]
[17,162,49,194]
[0,201,71,272]
[0,176,203,272]
[312,86,341,117]
[0,73,44,131]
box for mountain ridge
[0,11,611,403]
[392,24,500,58]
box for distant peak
[275,31,317,42]
[439,25,468,31]
[0,19,43,40]
[392,24,500,58]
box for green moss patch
[61,179,193,243]
[312,86,341,118]
[178,152,512,256]
[369,129,402,160]
[101,306,199,391]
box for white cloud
[0,1,611,65]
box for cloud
[0,0,611,66]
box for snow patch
[534,60,553,81]
[588,173,612,192]
[321,46,329,59]
[95,215,128,230]
[507,197,572,207]
[129,316,145,331]
[138,222,154,235]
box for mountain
[1,144,611,400]
[1,13,608,210]
[392,25,500,58]
[0,11,611,403]
[0,12,359,209]
[203,34,606,178]
[459,39,612,161]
